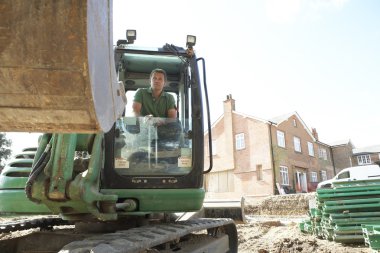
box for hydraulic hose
[25,143,52,203]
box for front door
[295,171,308,193]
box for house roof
[207,109,319,143]
[316,140,331,147]
[269,111,316,142]
[353,145,380,155]
[204,110,268,135]
[269,112,296,125]
[328,139,352,147]
[234,111,269,124]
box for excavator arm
[0,0,125,133]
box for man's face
[150,72,165,91]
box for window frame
[310,171,318,183]
[293,119,297,127]
[319,148,327,160]
[321,170,327,181]
[235,133,245,150]
[277,130,286,148]
[293,136,302,153]
[307,142,314,156]
[280,166,289,185]
[357,154,371,165]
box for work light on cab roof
[117,30,196,49]
[126,29,136,44]
[186,35,196,48]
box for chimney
[224,94,235,113]
[312,128,319,141]
[222,94,235,169]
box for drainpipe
[268,121,277,195]
[330,146,337,176]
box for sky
[5,0,380,156]
[113,0,380,148]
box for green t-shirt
[134,88,176,117]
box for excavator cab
[100,41,207,214]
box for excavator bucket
[203,198,247,224]
[0,0,125,133]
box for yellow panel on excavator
[0,0,125,133]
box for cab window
[337,171,350,180]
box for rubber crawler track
[60,218,237,253]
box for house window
[293,119,297,127]
[277,130,286,148]
[310,171,318,183]
[294,137,301,152]
[319,148,327,160]
[321,170,327,181]
[235,133,245,150]
[212,140,217,156]
[280,166,289,185]
[357,155,371,165]
[307,142,314,156]
[256,164,263,181]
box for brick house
[329,140,355,174]
[352,145,380,166]
[204,95,335,198]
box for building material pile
[300,179,380,250]
[255,193,313,216]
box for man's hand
[144,115,165,126]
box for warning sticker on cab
[178,156,192,167]
[115,158,129,168]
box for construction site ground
[0,193,373,252]
[239,193,371,252]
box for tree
[0,133,12,169]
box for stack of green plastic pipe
[362,224,380,250]
[300,179,380,247]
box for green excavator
[0,1,240,252]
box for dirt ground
[0,193,374,252]
[0,215,371,253]
[239,193,372,253]
[237,216,371,253]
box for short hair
[150,68,167,83]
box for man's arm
[133,89,144,116]
[132,101,142,116]
[166,94,177,119]
[167,108,177,119]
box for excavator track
[60,218,237,253]
[0,216,71,234]
[0,218,237,253]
